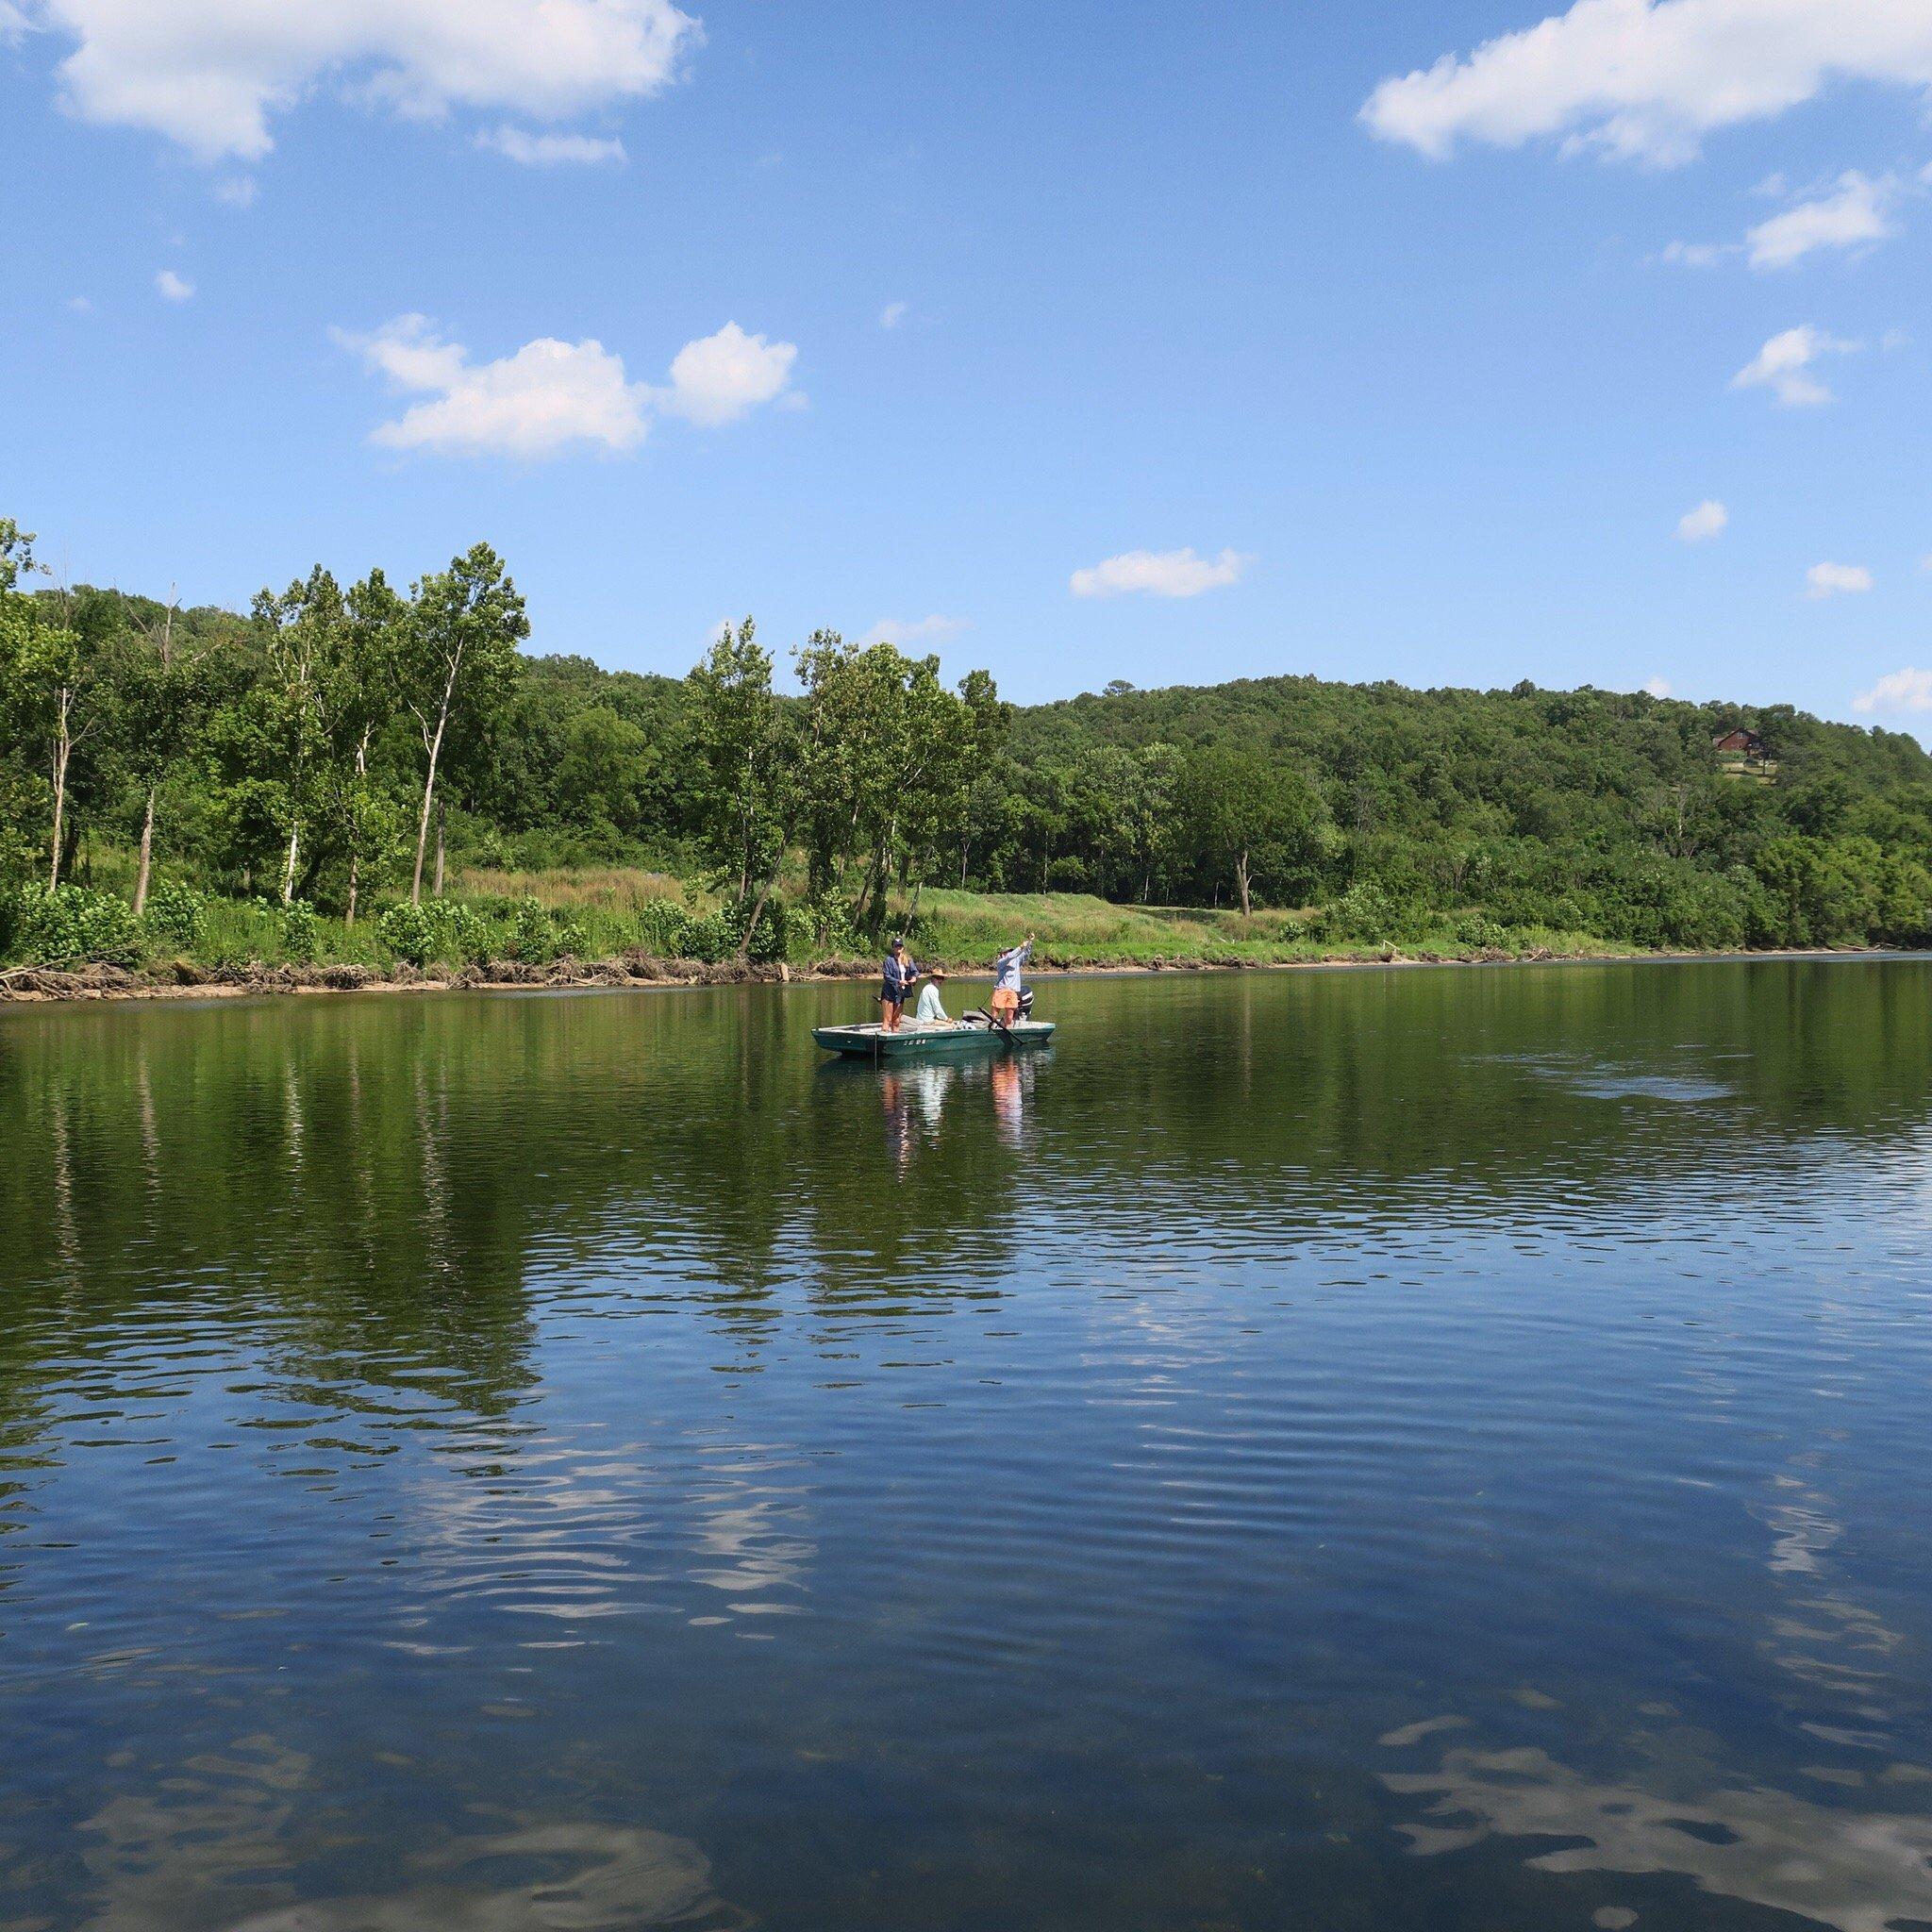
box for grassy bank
[1,866,1645,1000]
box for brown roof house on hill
[1713,727,1776,783]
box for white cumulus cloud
[860,615,966,648]
[1666,171,1903,270]
[1642,676,1674,698]
[15,0,698,163]
[477,125,625,167]
[1070,547,1252,600]
[655,321,797,426]
[879,301,908,329]
[1361,0,1932,167]
[1730,325,1857,406]
[338,316,647,458]
[1675,498,1727,541]
[1806,561,1874,598]
[1855,667,1932,712]
[1746,171,1899,268]
[338,313,799,458]
[155,267,193,301]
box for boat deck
[812,1019,1057,1058]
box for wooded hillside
[6,515,1932,961]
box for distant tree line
[6,513,1932,955]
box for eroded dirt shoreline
[0,945,1911,1007]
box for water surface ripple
[2,960,1930,1930]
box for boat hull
[812,1020,1056,1058]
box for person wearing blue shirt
[880,937,918,1032]
[990,934,1033,1029]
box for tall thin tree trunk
[433,800,446,898]
[345,727,371,927]
[282,816,300,906]
[738,859,782,962]
[411,713,448,906]
[1237,851,1252,918]
[132,786,157,915]
[47,693,72,890]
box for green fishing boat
[812,1019,1056,1058]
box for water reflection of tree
[0,991,1043,1463]
[7,963,1932,1395]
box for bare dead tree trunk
[48,689,73,890]
[410,658,460,905]
[344,727,371,927]
[131,592,175,919]
[282,816,300,906]
[1237,850,1252,917]
[132,786,157,914]
[433,799,446,898]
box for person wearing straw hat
[914,966,951,1024]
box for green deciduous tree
[404,544,527,903]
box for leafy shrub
[1311,880,1424,946]
[278,898,323,963]
[678,910,732,962]
[439,902,491,964]
[8,883,146,968]
[376,899,495,967]
[713,894,793,962]
[899,910,941,955]
[143,879,206,950]
[377,903,436,966]
[1452,913,1511,952]
[798,890,859,958]
[552,914,591,958]
[508,897,557,964]
[630,897,692,957]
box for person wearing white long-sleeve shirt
[914,970,951,1024]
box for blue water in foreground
[1,960,1929,1930]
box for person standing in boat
[880,937,919,1033]
[914,967,950,1025]
[990,934,1034,1029]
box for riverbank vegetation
[6,513,1932,986]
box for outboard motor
[1017,987,1036,1021]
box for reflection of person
[989,935,1033,1029]
[991,1054,1024,1146]
[880,1070,914,1170]
[880,938,918,1032]
[914,968,950,1024]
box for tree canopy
[6,515,1932,957]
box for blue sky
[3,0,1930,724]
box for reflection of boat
[812,1019,1056,1058]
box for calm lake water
[3,961,1931,1932]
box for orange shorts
[991,987,1020,1017]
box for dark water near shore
[3,961,1931,1931]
